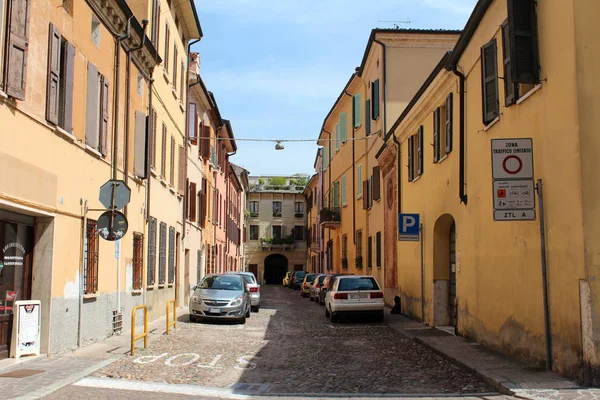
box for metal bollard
[166,300,177,334]
[131,305,148,356]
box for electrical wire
[207,137,372,143]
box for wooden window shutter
[481,39,499,125]
[417,127,424,176]
[201,178,207,227]
[340,112,347,143]
[368,176,373,208]
[173,46,178,89]
[100,75,109,156]
[161,124,167,177]
[372,79,380,120]
[85,62,99,149]
[189,182,197,221]
[368,236,372,268]
[188,103,198,145]
[365,99,371,135]
[433,108,440,163]
[4,0,31,100]
[362,180,368,210]
[353,94,361,128]
[202,126,210,158]
[445,93,453,153]
[180,61,184,100]
[508,0,539,84]
[164,24,170,74]
[150,107,157,167]
[46,23,61,125]
[62,42,76,133]
[373,166,381,201]
[502,21,518,106]
[134,111,147,178]
[170,136,175,186]
[408,136,414,181]
[151,0,160,46]
[178,144,185,194]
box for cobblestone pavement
[78,285,496,396]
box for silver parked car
[227,271,261,312]
[189,274,251,324]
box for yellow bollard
[166,300,177,334]
[131,305,148,356]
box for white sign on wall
[11,300,41,359]
[491,138,534,180]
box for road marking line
[74,377,251,399]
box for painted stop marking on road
[502,155,522,175]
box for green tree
[268,177,287,186]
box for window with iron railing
[159,222,167,285]
[168,226,175,285]
[84,219,99,294]
[294,202,304,218]
[147,217,157,286]
[133,233,143,290]
[273,201,282,217]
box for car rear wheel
[376,310,384,322]
[330,308,338,323]
[251,305,259,313]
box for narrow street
[39,285,515,399]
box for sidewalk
[385,309,597,399]
[0,307,187,400]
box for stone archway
[433,214,456,328]
[264,254,288,284]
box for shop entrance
[0,217,34,359]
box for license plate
[349,293,368,300]
[209,308,221,313]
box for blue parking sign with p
[399,214,420,241]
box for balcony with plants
[320,207,341,229]
[260,234,296,251]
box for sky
[191,0,478,176]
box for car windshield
[306,274,317,283]
[241,275,255,284]
[338,277,380,291]
[318,275,326,284]
[200,276,243,291]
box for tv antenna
[378,20,411,29]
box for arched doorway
[264,254,288,284]
[433,214,457,330]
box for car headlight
[230,296,243,306]
[191,294,200,303]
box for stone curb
[411,335,517,397]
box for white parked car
[227,271,261,312]
[324,275,384,323]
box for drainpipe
[182,38,202,241]
[146,78,155,224]
[77,200,88,348]
[451,66,468,205]
[392,135,402,215]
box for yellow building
[317,30,459,305]
[245,176,308,284]
[130,0,201,319]
[0,0,158,356]
[379,0,600,381]
[304,174,320,273]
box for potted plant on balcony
[341,258,348,269]
[355,256,363,269]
